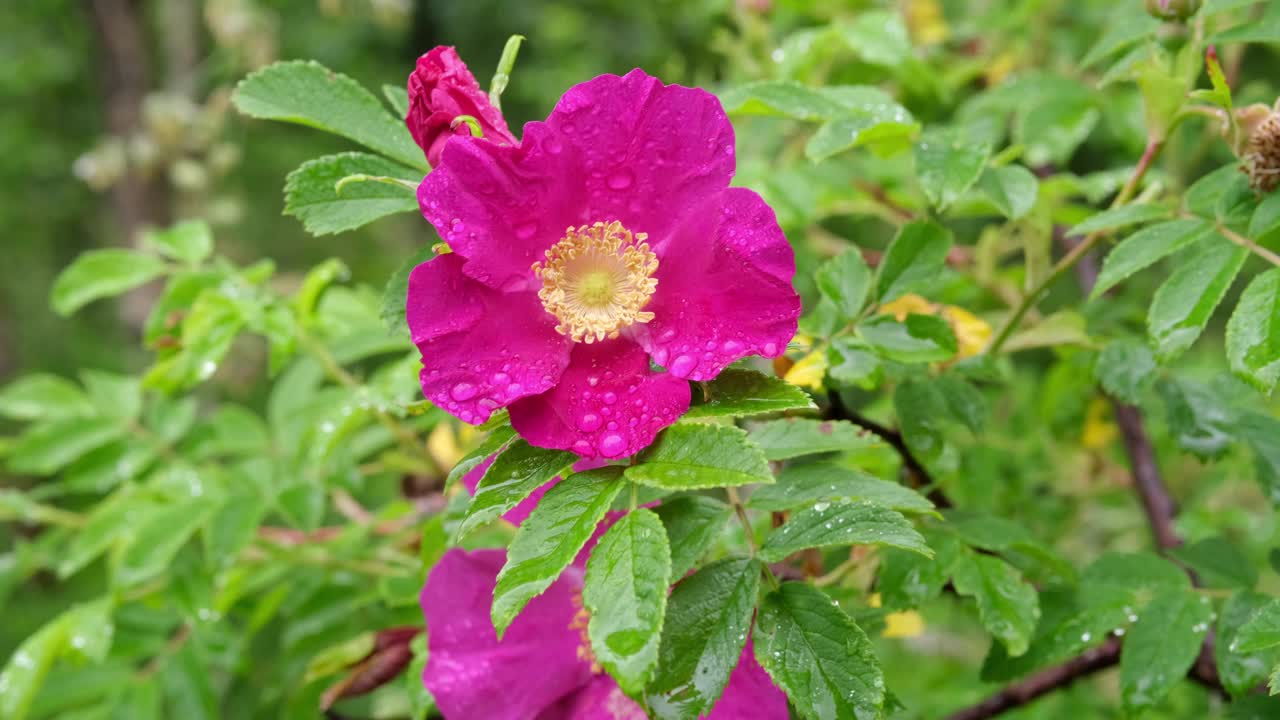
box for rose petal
[556,675,647,720]
[421,549,590,720]
[633,187,800,381]
[406,46,518,168]
[538,69,737,240]
[705,640,790,719]
[508,339,690,460]
[416,69,736,291]
[407,253,571,425]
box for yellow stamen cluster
[568,593,601,672]
[532,221,658,343]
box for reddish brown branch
[826,392,951,508]
[946,639,1122,720]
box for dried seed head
[1242,106,1280,193]
[1144,0,1202,20]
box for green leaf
[626,423,773,489]
[1217,592,1280,697]
[914,130,990,212]
[837,10,910,66]
[981,587,1131,682]
[816,251,872,321]
[755,582,885,720]
[1170,537,1258,590]
[951,550,1041,656]
[649,558,760,719]
[685,368,816,419]
[284,152,421,235]
[1091,219,1212,298]
[381,245,435,332]
[82,370,142,423]
[806,112,919,162]
[746,418,876,461]
[1066,203,1170,237]
[142,220,213,265]
[232,60,426,169]
[1121,589,1214,713]
[1227,269,1280,394]
[7,418,126,475]
[1149,235,1248,361]
[1249,192,1280,244]
[0,611,68,720]
[116,499,214,586]
[457,440,576,538]
[1238,412,1280,504]
[827,339,882,388]
[749,462,934,514]
[58,488,143,578]
[492,468,624,637]
[946,512,1075,583]
[653,496,732,578]
[893,379,951,467]
[144,291,246,392]
[1081,5,1160,67]
[1209,19,1280,44]
[445,424,517,491]
[584,508,672,697]
[760,501,930,563]
[1095,338,1157,403]
[488,34,525,108]
[0,374,95,421]
[977,165,1039,220]
[1082,551,1190,593]
[859,314,959,363]
[719,81,866,121]
[875,220,953,302]
[293,258,350,323]
[382,84,409,117]
[50,249,168,316]
[63,597,114,663]
[1237,599,1280,652]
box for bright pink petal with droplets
[508,339,690,460]
[632,187,800,381]
[461,457,610,527]
[416,69,735,291]
[406,46,518,168]
[421,549,590,720]
[705,640,790,720]
[537,69,736,240]
[406,253,570,425]
[558,675,646,720]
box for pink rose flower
[406,46,519,167]
[407,63,800,459]
[420,547,788,720]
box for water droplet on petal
[670,354,696,376]
[577,412,603,432]
[451,382,478,401]
[606,169,634,190]
[515,221,538,240]
[599,434,626,458]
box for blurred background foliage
[3,0,1280,718]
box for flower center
[532,221,658,343]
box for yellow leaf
[883,610,926,638]
[941,305,993,359]
[905,0,950,45]
[427,423,464,470]
[1082,396,1117,450]
[879,293,936,321]
[784,349,828,390]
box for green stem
[1211,220,1280,269]
[986,138,1165,354]
[725,486,780,590]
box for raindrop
[576,413,603,432]
[670,354,696,376]
[606,169,634,190]
[599,434,626,458]
[451,382,478,401]
[1080,632,1091,643]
